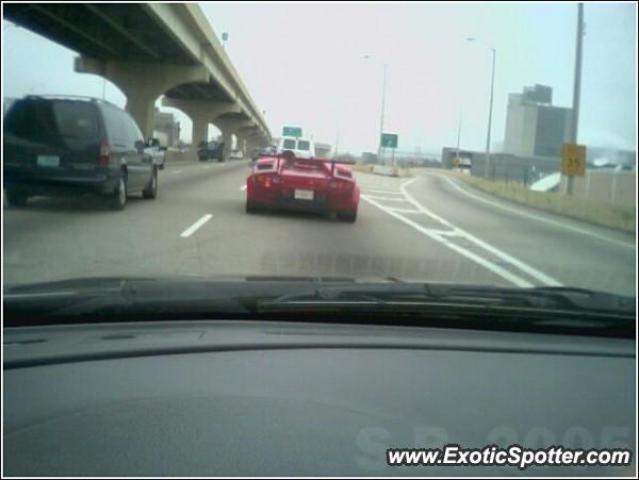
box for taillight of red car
[97,139,111,166]
[329,177,354,193]
[253,161,280,188]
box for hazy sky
[2,2,636,155]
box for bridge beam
[75,56,209,138]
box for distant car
[197,141,225,162]
[145,137,167,170]
[3,95,158,210]
[250,146,276,165]
[246,152,360,222]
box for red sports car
[246,153,360,222]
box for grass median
[442,171,635,233]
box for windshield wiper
[256,284,635,337]
[258,284,634,312]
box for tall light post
[363,55,388,165]
[456,107,463,162]
[566,3,584,195]
[466,37,496,179]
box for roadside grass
[442,171,635,233]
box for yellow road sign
[561,143,586,176]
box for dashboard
[3,320,636,476]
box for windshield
[2,2,636,305]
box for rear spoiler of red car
[274,154,357,176]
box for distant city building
[503,84,572,158]
[153,108,180,146]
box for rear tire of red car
[246,200,258,213]
[337,210,357,223]
[5,189,28,207]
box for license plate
[294,189,314,200]
[36,155,60,168]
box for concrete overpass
[4,3,271,158]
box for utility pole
[567,3,584,195]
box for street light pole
[456,108,463,161]
[466,38,496,179]
[378,62,387,165]
[566,3,584,195]
[364,55,388,165]
[485,47,496,179]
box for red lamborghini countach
[245,152,360,222]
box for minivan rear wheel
[142,169,158,199]
[108,176,127,211]
[6,190,28,207]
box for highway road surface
[3,160,636,296]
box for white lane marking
[240,185,247,191]
[202,165,211,169]
[180,214,213,238]
[173,169,183,174]
[364,195,411,202]
[433,173,634,250]
[363,188,403,195]
[388,208,423,214]
[362,195,535,288]
[399,179,562,287]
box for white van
[278,136,315,159]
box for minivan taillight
[98,140,111,166]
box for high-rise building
[503,84,572,158]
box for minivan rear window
[297,140,310,150]
[283,139,296,149]
[5,99,99,140]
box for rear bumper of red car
[247,182,359,214]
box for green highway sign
[380,133,398,148]
[283,126,303,138]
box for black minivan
[3,95,158,210]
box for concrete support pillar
[219,127,235,161]
[215,118,256,161]
[162,97,245,158]
[191,114,211,147]
[236,127,261,158]
[75,56,209,138]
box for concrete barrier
[559,170,636,208]
[371,165,411,178]
[165,148,195,163]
